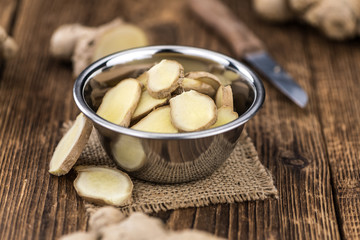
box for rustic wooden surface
[0,0,359,239]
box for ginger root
[49,18,148,77]
[60,207,225,240]
[253,0,360,40]
[0,26,18,60]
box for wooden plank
[216,0,340,239]
[306,34,360,238]
[0,0,18,30]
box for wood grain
[0,0,359,239]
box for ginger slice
[111,135,146,171]
[215,85,234,109]
[92,24,148,61]
[96,78,141,127]
[185,71,222,91]
[170,90,217,132]
[132,90,168,121]
[131,106,178,133]
[49,113,92,176]
[211,106,239,128]
[146,59,184,99]
[74,166,133,207]
[181,77,216,97]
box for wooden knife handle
[188,0,264,58]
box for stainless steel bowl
[73,45,265,183]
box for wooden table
[1,0,359,239]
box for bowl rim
[73,45,265,140]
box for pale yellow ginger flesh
[74,166,133,207]
[111,135,146,171]
[131,106,178,133]
[211,106,239,128]
[181,77,216,97]
[185,71,222,91]
[147,59,184,99]
[96,78,141,126]
[92,24,148,61]
[49,113,92,176]
[170,90,217,132]
[215,85,234,109]
[132,90,168,121]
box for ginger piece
[50,24,96,60]
[137,71,148,88]
[253,0,360,40]
[74,166,133,207]
[131,106,178,133]
[92,24,148,61]
[0,26,18,60]
[49,113,92,176]
[49,18,149,77]
[170,90,217,132]
[146,59,184,99]
[215,85,234,109]
[111,135,147,171]
[185,71,222,91]
[100,212,168,240]
[181,77,216,97]
[132,90,168,121]
[96,78,141,127]
[253,0,294,22]
[211,106,239,128]
[88,206,126,231]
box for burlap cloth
[64,122,277,215]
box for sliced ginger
[111,135,147,171]
[215,85,234,109]
[97,78,141,127]
[131,106,178,133]
[170,90,217,132]
[146,59,184,99]
[132,90,168,121]
[74,166,133,207]
[211,106,239,128]
[49,113,92,176]
[181,77,216,97]
[185,71,222,91]
[92,24,148,61]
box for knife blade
[188,0,308,108]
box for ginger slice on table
[211,106,238,128]
[181,77,216,97]
[49,113,92,176]
[185,71,222,91]
[146,59,184,99]
[132,90,168,121]
[96,78,141,127]
[215,85,234,109]
[131,106,178,133]
[170,90,217,132]
[74,166,133,207]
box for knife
[188,0,308,108]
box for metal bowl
[73,45,265,183]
